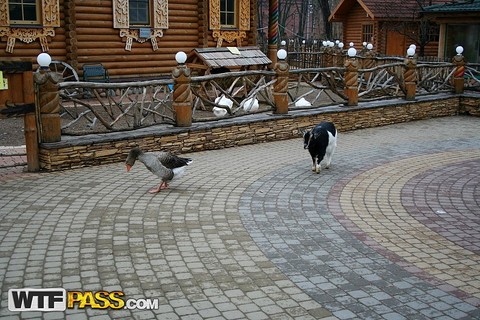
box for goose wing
[137,152,172,179]
[155,152,192,169]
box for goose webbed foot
[148,182,169,194]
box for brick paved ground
[0,115,479,319]
[0,146,27,181]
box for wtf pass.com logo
[8,288,159,311]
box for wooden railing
[43,55,480,136]
[190,70,276,120]
[58,79,175,135]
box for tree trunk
[317,0,332,39]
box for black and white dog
[303,121,337,174]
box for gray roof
[189,47,271,69]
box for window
[114,0,168,29]
[113,0,168,50]
[209,0,249,46]
[1,0,59,52]
[129,0,150,26]
[8,0,40,25]
[362,24,374,43]
[220,0,236,27]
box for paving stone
[1,116,479,319]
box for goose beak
[126,164,132,172]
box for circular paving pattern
[402,159,480,254]
[1,116,480,319]
[241,146,480,319]
[334,151,480,299]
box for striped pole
[268,0,279,67]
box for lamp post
[273,49,289,114]
[335,42,344,67]
[452,45,465,94]
[34,52,62,143]
[344,46,359,106]
[404,47,417,101]
[325,40,334,67]
[172,51,193,127]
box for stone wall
[38,93,479,171]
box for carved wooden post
[172,51,193,127]
[452,46,465,94]
[320,42,327,67]
[273,49,289,114]
[404,53,417,101]
[362,44,376,81]
[325,45,334,68]
[34,53,62,143]
[344,47,359,106]
[335,42,345,67]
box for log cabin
[328,0,446,57]
[0,0,260,80]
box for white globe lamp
[347,47,357,57]
[37,52,52,69]
[277,49,287,60]
[407,47,415,57]
[175,51,187,64]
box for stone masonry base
[38,93,480,171]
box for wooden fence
[49,52,480,136]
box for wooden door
[386,31,406,56]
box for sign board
[139,28,151,38]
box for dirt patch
[0,117,25,146]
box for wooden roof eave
[329,0,375,22]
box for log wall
[0,0,67,68]
[1,0,259,80]
[73,0,201,78]
[341,3,439,57]
[342,3,368,51]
